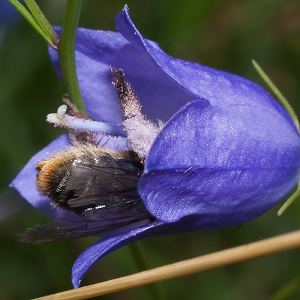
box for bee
[20,68,159,244]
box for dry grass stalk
[35,229,300,300]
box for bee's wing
[63,156,150,219]
[21,154,152,244]
[19,222,92,244]
[19,217,151,244]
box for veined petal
[49,30,124,126]
[139,100,300,223]
[116,5,297,131]
[49,6,296,135]
[139,168,299,225]
[48,30,194,125]
[72,220,165,288]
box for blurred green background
[1,0,300,299]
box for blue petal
[139,100,300,223]
[48,29,193,126]
[116,5,296,130]
[72,220,165,287]
[10,135,80,219]
[49,5,296,136]
[49,30,124,127]
[0,0,18,29]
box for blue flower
[11,5,300,287]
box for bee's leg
[68,130,97,147]
[111,67,163,160]
[95,134,111,147]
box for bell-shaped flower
[11,5,300,287]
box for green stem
[59,0,86,114]
[272,276,300,300]
[23,0,58,46]
[252,59,299,132]
[8,0,55,47]
[252,61,300,216]
[277,182,300,216]
[129,243,165,300]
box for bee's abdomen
[36,145,147,218]
[36,152,75,207]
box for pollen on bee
[36,148,75,198]
[111,67,163,160]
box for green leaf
[7,0,56,48]
[59,0,86,114]
[23,0,58,46]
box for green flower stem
[8,0,55,47]
[277,182,300,216]
[23,0,58,46]
[272,276,300,300]
[252,60,300,216]
[129,243,165,300]
[59,0,86,114]
[252,59,299,132]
